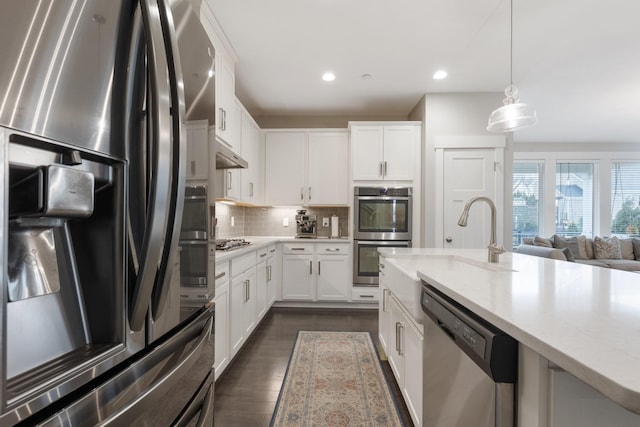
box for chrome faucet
[457,196,505,263]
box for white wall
[410,92,508,247]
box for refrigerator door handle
[36,307,213,427]
[101,311,213,425]
[129,0,174,331]
[150,0,188,322]
[172,380,214,427]
[102,315,212,425]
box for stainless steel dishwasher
[421,283,518,427]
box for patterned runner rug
[270,331,405,427]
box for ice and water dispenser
[4,132,126,406]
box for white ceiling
[207,0,640,143]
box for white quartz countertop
[214,236,351,262]
[379,247,640,415]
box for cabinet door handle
[325,248,341,252]
[384,161,388,176]
[269,248,276,253]
[250,182,254,197]
[318,260,321,275]
[379,161,383,177]
[243,280,248,302]
[218,108,224,130]
[308,186,311,200]
[222,108,227,131]
[382,289,387,312]
[227,171,232,190]
[260,253,267,258]
[300,187,304,201]
[309,260,312,275]
[395,322,404,355]
[214,272,226,280]
[379,263,385,270]
[248,279,250,301]
[291,247,305,251]
[191,160,196,176]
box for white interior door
[442,149,499,249]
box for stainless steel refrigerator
[0,0,216,425]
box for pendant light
[487,0,537,133]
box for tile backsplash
[214,203,349,239]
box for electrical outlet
[283,217,289,227]
[322,217,329,227]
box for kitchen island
[380,248,640,426]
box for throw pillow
[559,247,575,262]
[619,238,635,260]
[533,236,553,248]
[585,238,595,259]
[522,237,534,245]
[633,238,640,261]
[553,235,586,260]
[593,236,622,260]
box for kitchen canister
[331,215,339,238]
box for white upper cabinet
[307,132,348,205]
[265,131,307,205]
[199,4,239,152]
[215,52,237,151]
[241,106,263,204]
[350,123,420,181]
[185,120,209,181]
[265,130,349,206]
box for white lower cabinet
[281,242,349,301]
[213,261,230,380]
[266,245,279,306]
[229,252,257,358]
[548,369,640,427]
[256,248,268,321]
[381,292,423,427]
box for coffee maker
[295,210,317,238]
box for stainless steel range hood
[215,141,248,169]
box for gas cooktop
[215,238,251,251]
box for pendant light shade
[487,0,536,133]
[487,85,537,132]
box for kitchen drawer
[257,246,268,263]
[267,244,277,256]
[231,251,256,277]
[282,243,314,255]
[316,243,349,255]
[352,286,379,302]
[215,261,229,288]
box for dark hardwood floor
[214,307,414,426]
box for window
[555,163,594,238]
[611,162,640,237]
[513,161,543,245]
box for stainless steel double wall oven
[353,187,413,285]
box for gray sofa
[515,235,640,272]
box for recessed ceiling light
[322,72,336,82]
[433,70,448,80]
[361,73,372,80]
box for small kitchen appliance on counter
[295,210,317,238]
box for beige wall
[255,114,407,129]
[410,92,509,247]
